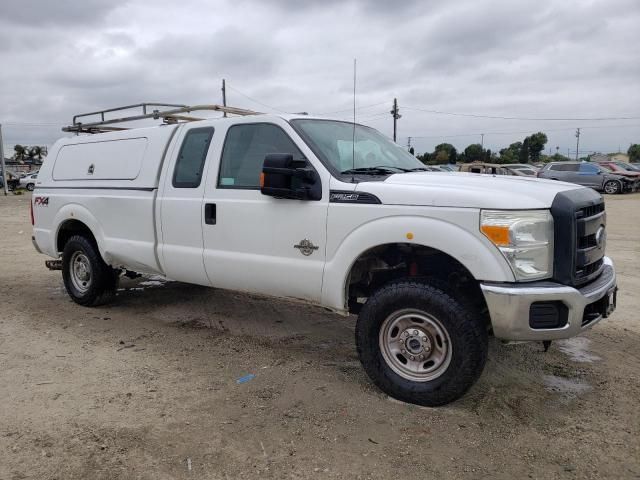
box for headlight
[480,210,554,281]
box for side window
[579,163,598,174]
[172,127,214,188]
[549,165,561,171]
[218,123,304,189]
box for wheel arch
[53,204,107,260]
[321,215,514,313]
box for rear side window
[550,164,578,172]
[218,123,303,189]
[579,163,599,174]
[173,127,214,188]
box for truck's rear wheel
[62,235,118,306]
[356,279,487,406]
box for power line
[226,85,288,113]
[403,106,640,122]
[316,101,388,115]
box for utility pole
[575,128,580,161]
[407,136,412,150]
[480,133,485,150]
[221,79,227,117]
[390,98,401,142]
[0,124,8,196]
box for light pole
[0,124,8,196]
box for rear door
[577,163,602,188]
[201,120,330,302]
[158,125,215,285]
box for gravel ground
[0,191,639,480]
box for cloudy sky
[1,0,639,157]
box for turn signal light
[481,225,510,246]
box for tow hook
[45,260,63,271]
[542,340,552,352]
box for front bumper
[481,256,617,341]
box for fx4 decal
[34,196,49,206]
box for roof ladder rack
[63,103,261,133]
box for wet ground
[1,192,639,479]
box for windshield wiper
[340,166,399,175]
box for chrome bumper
[481,256,616,341]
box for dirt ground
[0,191,639,480]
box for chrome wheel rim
[70,251,92,293]
[604,182,618,194]
[379,309,452,382]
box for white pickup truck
[31,103,617,406]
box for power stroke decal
[329,190,381,204]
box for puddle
[556,337,601,363]
[543,375,591,397]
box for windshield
[291,119,424,175]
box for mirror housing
[260,154,321,201]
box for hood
[356,172,586,209]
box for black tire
[62,235,118,306]
[603,180,621,194]
[356,279,488,407]
[26,183,35,191]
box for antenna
[351,58,357,181]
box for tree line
[11,144,47,163]
[416,132,640,165]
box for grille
[576,203,605,219]
[551,189,606,287]
[576,258,604,281]
[574,202,605,285]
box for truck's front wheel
[62,235,118,306]
[356,280,487,406]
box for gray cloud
[1,0,639,156]
[0,0,127,27]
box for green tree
[499,141,522,163]
[464,144,484,162]
[524,132,548,162]
[628,144,640,162]
[433,143,457,164]
[434,150,449,164]
[547,153,570,162]
[13,144,26,163]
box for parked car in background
[538,162,638,194]
[503,164,538,176]
[19,172,39,191]
[596,161,640,179]
[459,163,512,175]
[435,164,459,172]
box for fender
[321,215,515,312]
[53,203,108,259]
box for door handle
[204,203,216,225]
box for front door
[201,121,329,302]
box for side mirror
[260,154,321,201]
